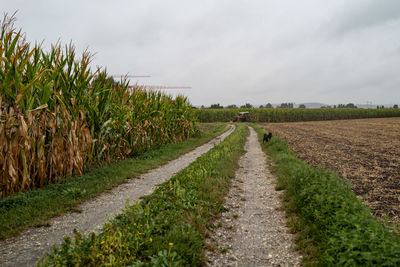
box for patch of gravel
[206,126,302,266]
[0,126,234,267]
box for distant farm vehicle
[234,112,252,122]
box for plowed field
[261,117,400,223]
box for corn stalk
[0,14,196,198]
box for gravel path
[207,126,302,266]
[0,126,234,267]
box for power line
[129,85,192,90]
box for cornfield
[0,15,196,198]
[194,108,400,122]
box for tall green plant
[194,108,400,123]
[0,14,196,198]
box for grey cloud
[329,0,400,36]
[1,0,400,106]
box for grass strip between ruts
[0,123,228,240]
[251,124,400,266]
[39,124,248,266]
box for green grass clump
[252,124,400,266]
[39,124,248,266]
[0,123,228,240]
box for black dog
[263,132,272,143]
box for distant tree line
[202,102,297,109]
[277,102,294,108]
[200,103,399,109]
[377,105,398,109]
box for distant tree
[226,104,238,109]
[259,105,264,108]
[279,102,294,108]
[210,103,223,109]
[298,104,306,108]
[345,103,357,108]
[393,104,398,109]
[265,103,273,108]
[337,103,357,108]
[240,103,253,108]
[333,105,337,108]
[321,105,332,108]
[201,105,205,109]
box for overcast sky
[2,0,400,106]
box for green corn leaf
[6,30,20,59]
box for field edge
[251,123,400,266]
[0,123,229,241]
[39,124,248,266]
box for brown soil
[261,117,400,223]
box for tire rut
[207,126,301,266]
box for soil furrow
[0,126,234,267]
[207,126,301,266]
[263,118,400,222]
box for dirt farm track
[262,117,400,223]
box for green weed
[39,124,247,266]
[252,124,400,266]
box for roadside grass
[252,124,400,266]
[0,123,228,240]
[39,124,248,266]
